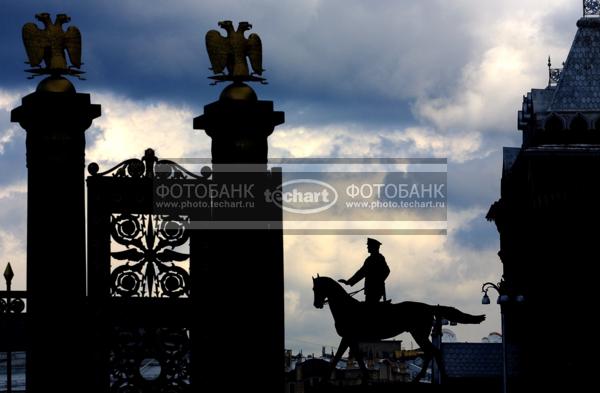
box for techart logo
[264,179,338,214]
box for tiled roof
[442,343,502,378]
[550,18,600,111]
[531,88,555,113]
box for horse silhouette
[312,275,485,383]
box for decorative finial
[142,148,157,178]
[22,13,84,79]
[4,262,14,284]
[205,21,266,85]
[584,0,600,17]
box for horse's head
[312,274,326,309]
[313,274,341,309]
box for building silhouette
[487,6,600,392]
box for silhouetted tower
[11,77,100,391]
[194,82,284,389]
[488,3,600,391]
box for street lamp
[481,281,524,393]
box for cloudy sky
[0,0,584,353]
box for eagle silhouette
[205,20,265,83]
[22,13,83,78]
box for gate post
[194,82,284,389]
[11,77,100,392]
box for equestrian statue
[312,275,485,383]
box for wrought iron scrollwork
[110,214,190,298]
[0,297,25,314]
[584,0,600,16]
[549,68,562,86]
[88,148,212,180]
[1,262,26,314]
[110,327,191,393]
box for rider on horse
[339,238,390,304]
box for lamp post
[481,281,524,393]
[481,281,525,393]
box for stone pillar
[195,82,284,166]
[193,82,284,389]
[11,77,100,393]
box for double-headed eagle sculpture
[205,21,265,84]
[21,15,264,85]
[22,13,83,78]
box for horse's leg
[411,331,432,383]
[327,337,349,381]
[413,352,431,382]
[413,332,446,383]
[350,341,370,384]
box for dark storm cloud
[0,99,26,186]
[447,133,520,210]
[0,191,26,232]
[445,133,521,251]
[279,96,415,128]
[0,132,26,186]
[0,0,480,127]
[0,1,209,102]
[0,0,587,347]
[452,212,499,251]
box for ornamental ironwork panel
[110,214,191,298]
[87,149,209,393]
[549,67,562,86]
[88,148,208,181]
[87,148,211,301]
[584,0,600,16]
[547,57,563,87]
[110,327,191,393]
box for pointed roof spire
[549,15,600,111]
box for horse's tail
[435,305,486,324]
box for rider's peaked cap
[367,238,382,246]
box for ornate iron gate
[86,148,211,393]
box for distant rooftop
[442,343,502,379]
